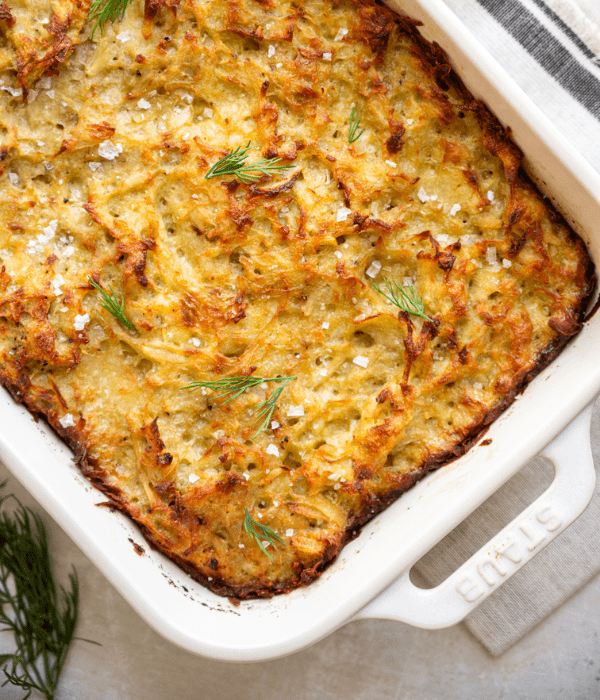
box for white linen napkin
[413,1,600,655]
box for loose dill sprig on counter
[244,508,284,560]
[370,277,434,322]
[205,142,294,184]
[0,484,96,700]
[88,276,135,331]
[183,375,297,437]
[87,0,133,40]
[348,104,365,144]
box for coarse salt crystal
[98,141,122,160]
[59,413,75,428]
[366,260,382,278]
[268,45,276,58]
[486,246,497,265]
[38,77,52,89]
[190,337,200,347]
[117,31,131,42]
[385,160,397,168]
[46,89,54,99]
[320,369,327,376]
[238,543,245,548]
[353,355,369,368]
[487,190,495,202]
[203,107,214,118]
[243,472,250,481]
[336,206,351,222]
[417,187,430,203]
[450,203,461,216]
[27,90,38,104]
[334,250,342,258]
[261,540,270,549]
[52,274,65,289]
[266,444,279,457]
[182,132,190,140]
[188,473,199,484]
[88,162,101,172]
[2,86,22,97]
[502,258,512,268]
[137,98,151,109]
[286,529,294,537]
[323,52,332,61]
[64,245,75,257]
[402,277,413,287]
[334,28,348,41]
[328,473,341,481]
[271,421,280,430]
[74,313,89,331]
[436,233,449,244]
[8,172,18,185]
[287,405,304,418]
[322,321,330,329]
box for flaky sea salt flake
[98,141,122,160]
[366,260,382,278]
[74,313,90,331]
[59,413,75,428]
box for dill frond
[348,104,365,144]
[183,375,297,437]
[370,277,433,322]
[205,142,293,184]
[243,508,284,560]
[88,276,135,331]
[88,0,133,40]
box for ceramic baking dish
[1,0,600,662]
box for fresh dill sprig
[348,104,365,144]
[87,0,133,40]
[183,375,297,437]
[370,277,434,322]
[243,508,284,560]
[0,483,95,700]
[88,276,135,331]
[205,142,294,184]
[251,380,295,438]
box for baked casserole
[0,0,594,599]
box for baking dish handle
[353,401,596,629]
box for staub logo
[455,504,563,603]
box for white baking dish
[1,0,600,662]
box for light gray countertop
[1,461,599,700]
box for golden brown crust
[0,0,595,599]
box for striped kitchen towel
[413,0,600,656]
[442,0,600,168]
